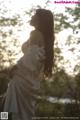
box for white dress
[3,30,45,120]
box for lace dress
[3,30,45,120]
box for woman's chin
[30,20,36,27]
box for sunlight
[2,0,76,45]
[57,28,80,75]
[0,0,80,74]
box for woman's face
[30,13,39,27]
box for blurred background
[0,0,80,118]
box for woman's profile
[3,9,54,120]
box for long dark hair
[36,9,54,77]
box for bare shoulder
[30,29,43,40]
[30,30,44,47]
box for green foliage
[0,69,9,95]
[0,34,20,70]
[0,2,21,69]
[74,73,80,101]
[40,69,75,99]
[64,103,80,117]
[74,64,80,73]
[66,5,80,21]
[49,69,74,98]
[54,4,80,73]
[36,99,64,117]
[0,17,18,26]
[55,5,80,33]
[54,13,72,33]
[54,46,64,72]
[65,5,80,30]
[36,99,80,117]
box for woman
[3,9,54,120]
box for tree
[54,4,80,74]
[49,69,74,98]
[0,1,21,70]
[0,0,51,70]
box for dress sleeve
[18,46,45,72]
